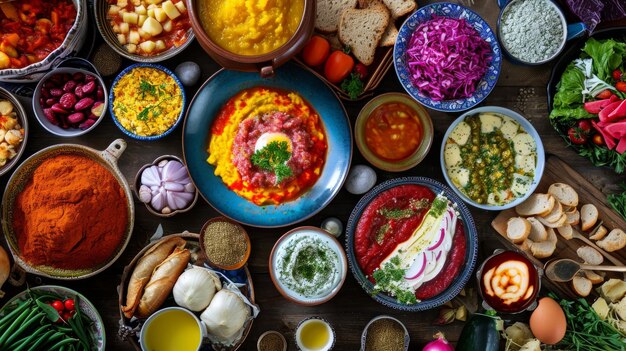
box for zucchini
[456,313,501,351]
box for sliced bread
[557,224,573,240]
[529,228,557,259]
[515,194,555,217]
[541,201,563,223]
[572,275,592,297]
[338,8,389,65]
[576,245,604,265]
[506,217,531,244]
[583,270,605,285]
[566,210,580,226]
[536,213,567,228]
[527,217,547,241]
[548,183,579,207]
[381,0,416,18]
[316,0,358,33]
[589,225,608,241]
[597,228,626,252]
[361,0,397,47]
[580,203,599,231]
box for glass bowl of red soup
[345,177,478,311]
[355,93,433,172]
[478,250,542,313]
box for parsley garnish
[372,256,417,305]
[250,141,293,184]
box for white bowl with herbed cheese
[440,106,545,211]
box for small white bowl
[440,106,545,211]
[295,317,335,351]
[139,307,204,351]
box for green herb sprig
[607,183,626,221]
[250,140,293,184]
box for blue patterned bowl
[394,2,502,112]
[345,177,478,311]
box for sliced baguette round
[536,213,567,228]
[541,201,563,223]
[548,183,579,207]
[527,217,547,242]
[557,224,573,240]
[529,228,557,259]
[515,194,555,217]
[506,217,531,244]
[576,245,604,265]
[597,228,626,252]
[580,203,599,231]
[565,210,580,226]
[589,225,608,241]
[584,270,605,285]
[572,275,592,297]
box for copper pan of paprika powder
[1,139,135,279]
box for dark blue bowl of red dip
[345,177,479,311]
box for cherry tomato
[51,300,64,312]
[354,63,368,80]
[578,120,592,134]
[63,311,72,321]
[613,69,622,81]
[616,81,626,93]
[301,36,330,67]
[592,134,604,146]
[596,89,612,99]
[64,299,75,311]
[568,127,587,145]
[324,51,354,84]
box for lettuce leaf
[582,38,626,81]
[550,64,591,120]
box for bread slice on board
[584,270,605,284]
[316,0,358,33]
[541,201,563,223]
[381,0,416,18]
[589,225,608,240]
[557,224,573,240]
[597,228,626,252]
[565,210,580,226]
[515,194,555,217]
[548,183,579,207]
[572,275,592,297]
[338,8,389,65]
[361,0,397,47]
[506,217,531,244]
[580,203,599,231]
[576,245,604,265]
[527,217,547,242]
[536,213,567,228]
[529,228,557,258]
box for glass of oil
[295,317,335,351]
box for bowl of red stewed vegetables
[355,93,433,172]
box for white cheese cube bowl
[440,106,545,211]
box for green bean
[0,299,31,327]
[49,337,78,351]
[0,307,37,348]
[67,316,89,351]
[4,312,45,347]
[55,325,74,333]
[28,331,64,351]
[8,324,48,351]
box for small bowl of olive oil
[295,317,335,351]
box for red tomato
[301,36,330,67]
[578,120,592,134]
[64,299,75,311]
[51,300,64,312]
[596,89,612,99]
[63,311,72,321]
[324,51,354,84]
[616,81,626,93]
[354,63,368,80]
[568,127,587,145]
[592,134,604,146]
[613,69,622,81]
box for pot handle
[102,139,127,165]
[260,65,275,78]
[54,57,101,76]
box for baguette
[541,201,563,223]
[589,225,608,241]
[529,228,557,258]
[548,183,578,207]
[527,217,547,242]
[580,204,598,231]
[576,245,603,265]
[596,228,626,252]
[506,217,531,244]
[515,194,555,217]
[556,224,573,240]
[565,210,580,226]
[136,248,191,318]
[583,270,604,285]
[572,275,592,297]
[122,236,186,318]
[536,213,567,228]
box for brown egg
[530,297,567,344]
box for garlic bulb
[139,159,196,214]
[201,289,250,342]
[173,267,222,311]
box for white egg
[255,132,292,153]
[345,165,377,195]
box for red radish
[607,99,626,120]
[584,98,613,114]
[592,120,617,150]
[428,228,446,251]
[422,332,455,351]
[605,121,626,139]
[611,94,620,102]
[599,100,622,122]
[617,138,626,154]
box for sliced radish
[427,228,445,251]
[405,252,427,280]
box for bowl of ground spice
[200,217,251,270]
[257,330,287,351]
[361,315,409,351]
[1,139,134,279]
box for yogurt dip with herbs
[500,0,564,63]
[275,235,342,298]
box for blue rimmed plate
[345,177,478,311]
[182,62,352,228]
[394,2,502,112]
[109,63,186,140]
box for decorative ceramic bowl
[199,216,251,270]
[360,315,409,351]
[0,285,106,350]
[0,87,28,177]
[345,177,479,311]
[109,63,186,141]
[295,317,335,351]
[440,106,545,211]
[394,2,502,112]
[93,0,195,62]
[133,155,198,217]
[355,93,433,172]
[187,0,315,76]
[269,227,347,306]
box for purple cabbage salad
[406,16,492,101]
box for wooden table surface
[1,1,624,350]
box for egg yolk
[255,132,292,153]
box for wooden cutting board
[491,156,626,299]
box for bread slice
[316,0,358,33]
[548,183,579,207]
[562,205,576,213]
[580,203,599,231]
[572,275,592,297]
[566,210,580,226]
[597,228,626,252]
[516,239,532,252]
[527,217,547,241]
[584,270,605,284]
[600,278,626,302]
[338,8,389,65]
[381,0,416,18]
[529,228,557,258]
[557,224,573,240]
[537,213,567,228]
[506,217,531,244]
[589,225,608,241]
[515,194,555,217]
[577,245,604,265]
[541,201,563,223]
[361,0,397,47]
